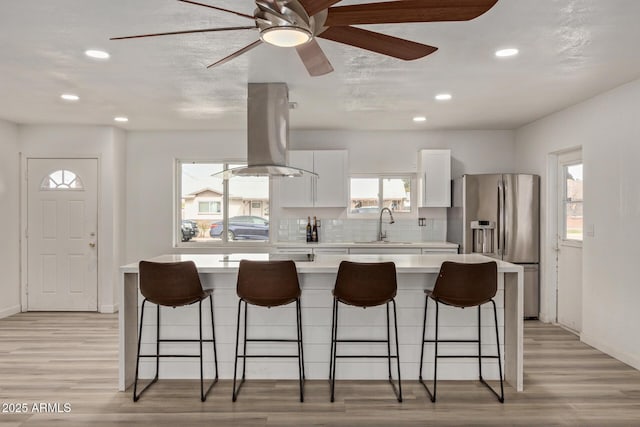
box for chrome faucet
[378,207,395,241]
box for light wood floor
[0,313,639,426]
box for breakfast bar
[119,253,524,392]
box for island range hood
[217,82,316,178]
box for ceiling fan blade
[207,39,262,68]
[318,26,437,60]
[110,26,256,40]
[178,0,255,20]
[298,0,342,17]
[325,0,498,26]
[296,39,334,76]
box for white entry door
[27,158,98,311]
[556,150,583,333]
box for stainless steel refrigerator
[447,174,540,319]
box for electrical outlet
[418,217,426,227]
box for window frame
[347,173,417,218]
[175,159,272,247]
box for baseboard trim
[0,305,22,319]
[99,304,119,314]
[581,332,640,371]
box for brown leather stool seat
[419,261,504,402]
[232,260,305,402]
[133,260,219,402]
[329,261,402,402]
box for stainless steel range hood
[218,83,316,178]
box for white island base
[119,254,523,392]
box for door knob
[89,242,96,248]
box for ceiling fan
[111,0,498,76]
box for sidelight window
[562,163,583,241]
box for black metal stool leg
[418,296,436,402]
[199,300,205,401]
[133,299,159,402]
[210,295,219,381]
[297,298,306,381]
[386,302,392,381]
[391,299,403,402]
[329,298,337,383]
[477,300,504,403]
[478,305,483,381]
[419,294,428,382]
[156,305,160,378]
[330,299,339,403]
[232,298,244,402]
[242,300,248,381]
[432,301,439,402]
[494,299,505,403]
[296,298,304,402]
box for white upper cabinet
[419,149,451,207]
[280,150,348,208]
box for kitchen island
[119,253,523,392]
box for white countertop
[274,241,459,249]
[121,253,521,274]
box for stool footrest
[139,354,202,358]
[238,354,300,358]
[335,355,398,359]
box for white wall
[126,129,515,261]
[515,77,640,370]
[0,119,21,318]
[125,130,246,262]
[19,125,126,313]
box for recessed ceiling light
[495,48,519,58]
[114,117,129,123]
[435,93,452,101]
[413,116,427,123]
[85,49,110,59]
[60,94,79,101]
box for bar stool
[233,260,305,402]
[134,260,219,402]
[329,261,402,402]
[419,261,504,402]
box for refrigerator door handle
[497,178,505,256]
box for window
[349,175,414,215]
[178,161,270,244]
[198,201,221,214]
[40,169,84,190]
[562,163,583,241]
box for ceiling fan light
[260,27,311,47]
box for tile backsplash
[277,218,446,243]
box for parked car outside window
[209,216,269,241]
[181,220,198,242]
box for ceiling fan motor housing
[255,0,316,46]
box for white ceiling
[2,0,640,131]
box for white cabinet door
[349,247,422,254]
[421,248,458,254]
[314,248,349,254]
[314,150,347,207]
[280,151,314,207]
[419,149,451,207]
[280,150,348,208]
